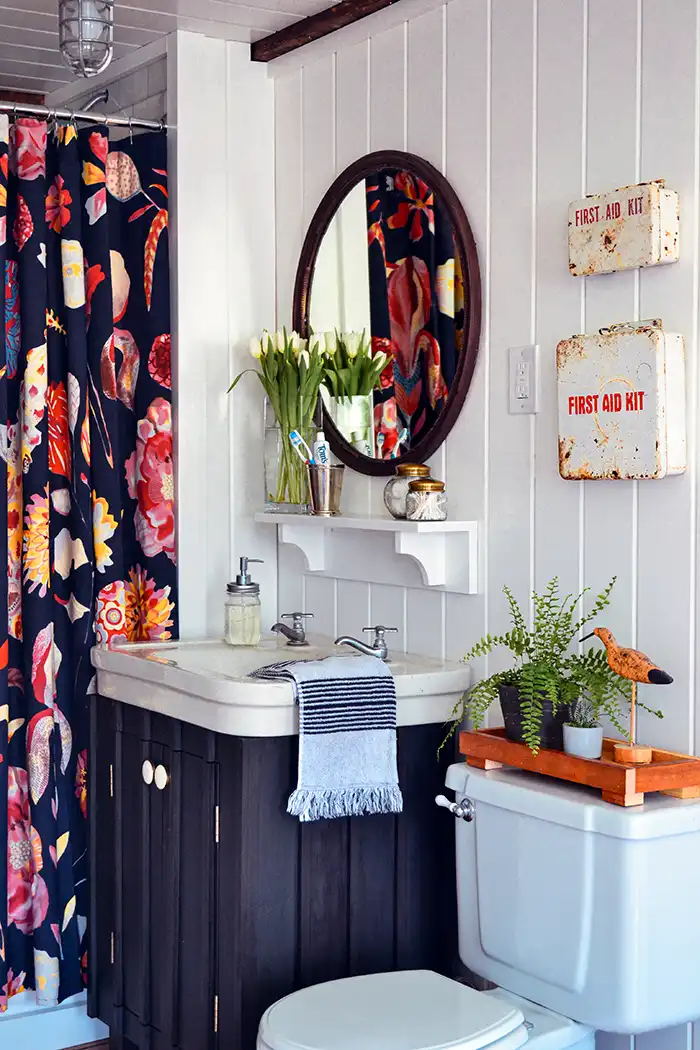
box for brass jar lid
[409,479,445,492]
[396,463,430,477]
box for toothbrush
[289,430,315,465]
[392,428,409,458]
[376,432,385,459]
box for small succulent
[567,697,599,729]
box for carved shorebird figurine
[580,626,672,763]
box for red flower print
[13,195,33,251]
[45,175,72,233]
[101,329,140,411]
[11,119,46,181]
[85,186,107,226]
[387,171,435,242]
[48,380,71,479]
[2,968,26,1004]
[85,262,106,326]
[148,334,171,388]
[125,398,175,562]
[89,131,108,165]
[422,331,448,408]
[7,766,49,935]
[75,750,87,818]
[387,256,432,378]
[125,565,175,641]
[95,580,127,647]
[371,337,397,390]
[374,398,400,459]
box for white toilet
[257,762,700,1049]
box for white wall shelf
[255,512,478,594]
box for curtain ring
[128,115,133,145]
[159,118,166,134]
[12,103,17,125]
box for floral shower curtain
[365,170,465,457]
[0,116,176,1009]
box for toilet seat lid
[258,970,528,1050]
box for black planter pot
[498,684,569,750]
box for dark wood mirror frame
[292,149,482,477]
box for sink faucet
[335,626,398,662]
[271,612,313,647]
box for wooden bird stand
[613,682,653,764]
[580,627,672,764]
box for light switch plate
[509,344,539,414]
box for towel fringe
[287,785,403,822]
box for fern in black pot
[443,577,661,755]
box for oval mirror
[293,150,481,476]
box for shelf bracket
[279,522,326,572]
[394,532,447,587]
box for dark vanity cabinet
[89,698,457,1050]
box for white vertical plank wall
[271,2,700,1043]
[169,33,278,637]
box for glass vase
[322,389,376,456]
[263,397,313,513]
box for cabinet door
[170,749,219,1050]
[114,729,158,1044]
[113,724,219,1050]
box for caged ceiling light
[58,0,114,78]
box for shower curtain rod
[0,99,168,132]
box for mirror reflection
[309,167,465,459]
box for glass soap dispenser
[224,557,263,646]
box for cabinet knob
[154,764,169,791]
[142,760,154,786]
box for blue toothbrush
[289,430,315,465]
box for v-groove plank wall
[271,2,700,1047]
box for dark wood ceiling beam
[0,89,45,104]
[251,0,405,62]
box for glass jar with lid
[383,463,431,519]
[406,479,448,522]
[225,557,263,646]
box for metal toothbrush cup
[307,464,345,516]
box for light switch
[509,345,539,414]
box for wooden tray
[459,726,700,807]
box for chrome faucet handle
[282,612,314,632]
[362,626,398,646]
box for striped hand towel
[251,654,403,822]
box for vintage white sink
[91,635,471,737]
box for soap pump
[224,557,263,646]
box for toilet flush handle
[435,794,474,822]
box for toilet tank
[446,763,700,1035]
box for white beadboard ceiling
[0,0,331,94]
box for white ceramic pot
[563,723,604,760]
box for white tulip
[289,331,301,352]
[324,330,337,354]
[373,351,388,373]
[345,331,361,358]
[275,329,286,352]
[299,349,311,368]
[261,329,273,353]
[309,333,322,355]
[249,336,263,359]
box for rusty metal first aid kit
[557,320,686,480]
[568,180,680,276]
